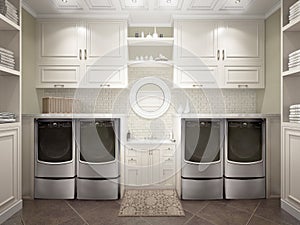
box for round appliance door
[38,121,73,163]
[227,120,263,163]
[79,121,116,163]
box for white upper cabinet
[36,20,127,88]
[174,20,265,89]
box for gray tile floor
[3,198,300,225]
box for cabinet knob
[100,84,111,87]
[192,84,203,88]
[238,84,249,88]
[54,84,64,88]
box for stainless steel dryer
[225,119,266,199]
[34,119,75,199]
[181,119,224,200]
[76,119,120,200]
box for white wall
[257,10,281,113]
[22,9,39,114]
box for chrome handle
[193,84,203,87]
[79,49,82,60]
[217,50,220,60]
[100,84,111,87]
[84,49,87,60]
[238,84,249,88]
[222,50,225,60]
[54,84,64,88]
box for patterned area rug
[118,189,185,217]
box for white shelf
[128,60,174,67]
[127,37,174,46]
[283,17,300,32]
[0,14,20,31]
[0,122,20,129]
[282,121,300,129]
[0,65,20,76]
[282,67,300,77]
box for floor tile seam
[183,214,196,225]
[254,214,290,225]
[220,202,261,215]
[195,214,220,225]
[245,201,262,225]
[194,202,210,215]
[64,200,90,225]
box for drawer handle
[130,158,134,161]
[238,84,249,88]
[192,84,203,87]
[100,84,111,87]
[167,158,171,161]
[54,84,64,88]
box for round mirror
[130,77,171,119]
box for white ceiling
[22,0,281,26]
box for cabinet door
[83,65,127,88]
[37,21,84,64]
[149,150,160,185]
[86,21,127,66]
[0,127,20,213]
[222,66,264,89]
[125,156,140,186]
[175,20,218,66]
[174,66,221,88]
[219,20,264,63]
[160,157,175,187]
[36,66,81,88]
[282,126,300,210]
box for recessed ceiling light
[131,0,137,3]
[235,0,241,3]
[61,0,68,3]
[166,0,171,3]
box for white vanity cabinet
[174,20,264,89]
[125,143,176,188]
[36,20,127,88]
[0,124,22,224]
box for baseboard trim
[281,199,300,221]
[0,200,23,224]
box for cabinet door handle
[79,49,82,60]
[100,84,111,87]
[54,84,64,88]
[217,50,220,60]
[193,84,203,87]
[84,49,87,60]
[222,50,225,60]
[238,84,249,88]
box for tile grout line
[245,200,262,225]
[64,200,90,225]
[183,215,195,225]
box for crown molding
[22,1,37,17]
[35,13,129,20]
[172,14,265,20]
[265,1,281,19]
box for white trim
[281,199,300,221]
[265,1,281,19]
[35,13,129,20]
[0,200,22,224]
[22,1,37,18]
[172,14,265,20]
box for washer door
[38,121,73,163]
[227,121,263,163]
[79,120,116,163]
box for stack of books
[288,49,300,70]
[289,0,300,22]
[0,47,15,70]
[0,0,18,25]
[0,112,16,123]
[289,104,300,123]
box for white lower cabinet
[125,144,175,188]
[281,126,300,220]
[0,125,22,224]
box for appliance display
[225,119,266,199]
[181,119,224,200]
[34,119,75,199]
[76,119,120,200]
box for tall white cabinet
[174,19,265,89]
[36,19,127,88]
[0,0,22,223]
[281,0,300,221]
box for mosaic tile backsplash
[38,67,256,138]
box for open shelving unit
[127,26,174,68]
[281,0,300,221]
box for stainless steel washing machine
[34,119,75,199]
[225,119,266,199]
[181,119,224,200]
[76,119,120,200]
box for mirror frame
[130,77,171,119]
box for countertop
[22,113,280,119]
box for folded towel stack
[289,104,300,123]
[288,49,300,70]
[0,47,15,70]
[0,112,16,123]
[289,0,300,22]
[0,0,18,25]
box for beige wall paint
[257,10,281,113]
[22,9,39,114]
